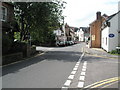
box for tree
[14,1,66,45]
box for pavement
[84,45,119,59]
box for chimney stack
[96,11,101,20]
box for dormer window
[1,6,7,21]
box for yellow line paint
[84,77,119,88]
[99,81,119,89]
[91,78,119,88]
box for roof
[79,27,90,33]
[89,13,108,25]
[106,11,120,22]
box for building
[101,11,120,52]
[1,2,19,55]
[89,12,108,48]
[65,23,76,41]
[76,28,84,41]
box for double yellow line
[84,77,120,88]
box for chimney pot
[96,11,101,20]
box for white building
[76,28,84,41]
[101,11,120,52]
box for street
[2,43,119,89]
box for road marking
[82,68,86,72]
[79,76,85,81]
[75,65,79,68]
[64,80,71,86]
[81,72,86,75]
[68,75,74,80]
[73,67,78,71]
[71,71,76,74]
[62,52,85,88]
[77,82,84,88]
[84,77,120,88]
[76,63,79,66]
[91,78,119,88]
[99,81,119,89]
[61,87,68,89]
[83,61,87,66]
[82,66,87,69]
[77,62,80,64]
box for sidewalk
[84,45,118,59]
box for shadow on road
[2,51,82,76]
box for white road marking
[64,80,71,86]
[75,65,79,68]
[62,52,85,88]
[76,63,79,66]
[68,75,74,79]
[83,66,87,69]
[79,76,85,81]
[81,72,86,75]
[77,82,84,88]
[73,67,78,71]
[82,68,86,71]
[71,71,76,74]
[83,61,87,66]
[62,87,68,89]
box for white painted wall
[101,12,119,52]
[101,27,109,52]
[109,13,119,52]
[76,29,84,41]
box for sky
[62,0,120,28]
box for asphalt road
[2,42,119,89]
[2,43,84,88]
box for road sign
[109,34,115,38]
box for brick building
[89,12,108,48]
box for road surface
[2,42,119,89]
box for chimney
[96,11,101,20]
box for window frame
[1,6,7,22]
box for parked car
[58,41,66,47]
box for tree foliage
[14,1,66,45]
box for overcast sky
[62,0,119,28]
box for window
[106,37,107,45]
[102,38,104,44]
[1,6,7,21]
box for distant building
[76,28,84,41]
[89,12,108,48]
[101,11,120,52]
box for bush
[2,34,13,55]
[110,49,120,54]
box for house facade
[101,11,120,52]
[1,2,14,31]
[89,12,108,48]
[76,28,84,41]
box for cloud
[62,0,119,27]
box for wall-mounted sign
[109,34,115,38]
[92,35,95,40]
